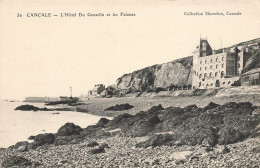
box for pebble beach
[0,93,260,167]
[0,135,259,167]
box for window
[223,82,225,85]
[205,66,207,70]
[215,72,218,77]
[199,74,202,79]
[238,63,240,68]
[216,58,218,62]
[210,65,212,69]
[228,81,231,84]
[210,83,213,86]
[205,60,207,64]
[222,64,224,68]
[204,73,207,79]
[200,67,202,71]
[203,53,206,57]
[221,71,224,78]
[200,61,202,65]
[210,59,212,63]
[222,57,224,61]
[216,64,218,69]
[209,72,212,78]
[244,76,249,82]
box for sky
[0,0,260,100]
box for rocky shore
[15,104,75,112]
[1,101,259,167]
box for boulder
[34,133,55,146]
[96,118,110,127]
[148,115,160,124]
[15,105,40,111]
[54,135,84,146]
[80,125,101,137]
[56,122,82,136]
[1,156,33,167]
[203,102,220,111]
[238,102,253,109]
[147,104,164,114]
[129,115,161,137]
[222,102,239,109]
[104,103,134,111]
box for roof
[242,68,260,76]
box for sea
[0,101,109,148]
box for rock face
[116,57,193,92]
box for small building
[119,88,129,95]
[241,68,260,86]
[101,90,108,97]
[89,84,105,96]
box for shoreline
[0,97,259,167]
[74,94,260,117]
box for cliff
[116,56,193,92]
[116,38,260,92]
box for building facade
[241,68,260,86]
[89,84,105,96]
[192,38,243,89]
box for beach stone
[17,146,27,152]
[28,135,35,140]
[8,141,29,150]
[1,156,33,167]
[252,146,260,153]
[215,145,230,154]
[34,133,55,146]
[136,134,174,148]
[87,141,99,147]
[169,151,193,161]
[89,147,105,154]
[56,122,82,136]
[100,143,110,148]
